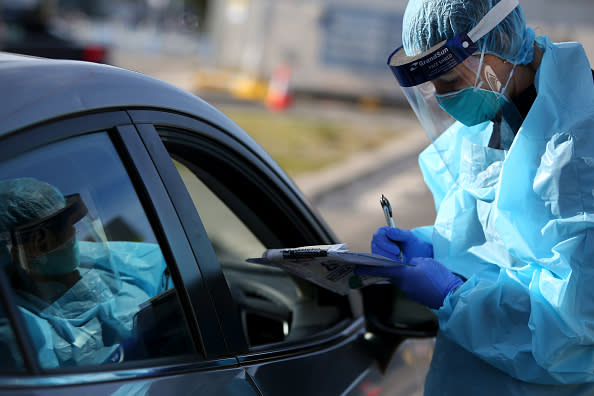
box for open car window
[0,132,196,370]
[162,127,352,348]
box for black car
[0,5,108,63]
[0,52,436,395]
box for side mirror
[361,284,439,338]
[360,283,437,372]
[361,283,438,337]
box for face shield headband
[1,193,118,301]
[11,194,87,257]
[388,0,520,88]
[7,194,95,277]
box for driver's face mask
[9,194,88,278]
[26,238,81,277]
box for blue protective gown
[416,35,594,392]
[15,241,168,367]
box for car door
[0,111,260,395]
[128,109,400,396]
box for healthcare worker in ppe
[0,178,168,367]
[356,0,594,394]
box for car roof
[0,52,300,203]
[0,52,246,143]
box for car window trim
[0,111,132,160]
[115,124,230,358]
[133,122,249,354]
[0,356,241,388]
[237,317,366,365]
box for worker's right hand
[355,257,462,309]
[371,226,433,263]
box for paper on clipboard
[246,243,400,295]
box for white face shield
[388,0,521,146]
[9,194,109,278]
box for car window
[0,132,195,370]
[169,150,346,348]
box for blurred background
[2,0,592,103]
[2,0,593,251]
[2,1,593,394]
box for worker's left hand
[371,226,433,263]
[355,257,463,309]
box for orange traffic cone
[266,64,293,111]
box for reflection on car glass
[0,177,171,367]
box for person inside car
[0,177,169,367]
[356,0,594,393]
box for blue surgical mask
[436,47,518,127]
[435,87,503,127]
[30,239,80,276]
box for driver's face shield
[8,194,110,279]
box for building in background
[5,0,592,106]
[209,0,407,104]
[206,0,594,105]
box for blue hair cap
[0,178,65,234]
[402,0,535,65]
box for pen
[380,194,403,262]
[380,194,395,227]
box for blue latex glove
[355,257,463,309]
[371,226,433,263]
